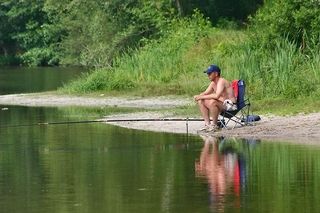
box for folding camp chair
[218,80,251,129]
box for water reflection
[1,105,320,213]
[0,66,87,94]
[195,136,260,212]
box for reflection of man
[195,136,241,211]
[195,137,226,196]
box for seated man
[194,64,237,132]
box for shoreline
[0,93,190,109]
[102,111,320,144]
[0,93,320,143]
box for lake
[0,67,319,213]
[0,66,87,94]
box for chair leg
[218,118,227,129]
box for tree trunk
[1,46,8,56]
[175,0,183,16]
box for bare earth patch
[0,93,319,143]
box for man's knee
[197,99,205,106]
[205,99,218,108]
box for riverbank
[102,111,320,144]
[0,93,189,109]
[0,93,319,143]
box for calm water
[0,106,320,213]
[0,67,320,212]
[0,66,87,94]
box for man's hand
[194,95,202,101]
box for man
[194,64,237,132]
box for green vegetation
[61,12,215,95]
[251,0,320,50]
[0,0,262,66]
[62,2,320,101]
[61,0,320,113]
[1,0,320,113]
[170,98,320,118]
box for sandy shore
[0,93,189,109]
[102,111,320,143]
[0,93,319,143]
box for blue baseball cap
[204,64,221,74]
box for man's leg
[197,100,210,125]
[205,100,224,126]
[209,105,220,125]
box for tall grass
[62,14,320,100]
[62,12,214,95]
[223,38,320,99]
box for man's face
[208,72,218,81]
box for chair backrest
[232,80,239,98]
[237,80,246,109]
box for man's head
[204,64,221,79]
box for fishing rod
[0,118,204,129]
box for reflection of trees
[3,106,320,213]
[0,106,196,212]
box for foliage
[173,0,263,24]
[0,0,62,65]
[42,0,177,67]
[20,47,59,66]
[61,11,213,93]
[63,16,320,101]
[2,0,320,105]
[0,55,20,65]
[0,1,16,59]
[0,0,263,66]
[250,0,320,49]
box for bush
[250,0,320,49]
[62,11,212,94]
[20,47,59,66]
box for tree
[0,1,17,56]
[170,0,263,24]
[251,0,320,49]
[0,0,264,66]
[47,0,174,67]
[2,0,62,65]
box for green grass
[61,14,320,114]
[164,97,320,118]
[252,97,320,115]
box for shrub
[250,0,320,49]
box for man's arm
[194,83,213,101]
[201,82,214,95]
[194,80,224,101]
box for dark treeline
[0,0,263,66]
[175,0,263,22]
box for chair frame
[218,80,252,129]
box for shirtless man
[194,64,236,132]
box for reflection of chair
[195,136,248,204]
[219,80,251,129]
